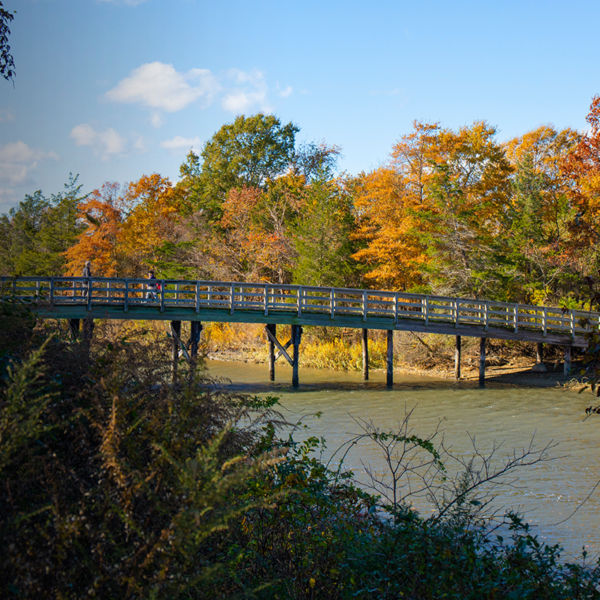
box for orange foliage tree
[64,182,122,276]
[117,174,181,276]
[562,96,600,247]
[352,167,427,290]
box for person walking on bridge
[146,269,158,302]
[81,260,92,297]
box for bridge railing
[1,276,599,338]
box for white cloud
[0,108,15,122]
[278,85,293,98]
[222,69,271,113]
[150,112,163,128]
[161,136,202,152]
[106,62,220,112]
[0,141,58,186]
[70,124,127,159]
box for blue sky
[0,0,598,213]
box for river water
[205,359,600,561]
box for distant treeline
[2,97,600,308]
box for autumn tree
[502,126,579,303]
[64,182,122,277]
[352,166,427,290]
[416,121,514,298]
[562,96,600,251]
[117,174,180,276]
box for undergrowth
[1,308,599,598]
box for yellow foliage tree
[117,174,180,275]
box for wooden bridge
[1,276,596,386]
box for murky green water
[206,359,600,560]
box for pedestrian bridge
[1,276,596,385]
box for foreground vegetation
[1,306,600,599]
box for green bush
[1,318,599,598]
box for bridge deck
[1,276,597,347]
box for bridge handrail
[1,276,598,338]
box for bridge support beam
[171,320,181,383]
[564,345,572,377]
[292,324,302,388]
[362,328,369,381]
[266,324,276,380]
[455,335,462,381]
[479,337,487,388]
[386,330,394,388]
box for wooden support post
[454,335,462,381]
[536,342,544,364]
[69,318,80,340]
[266,324,276,381]
[362,328,369,381]
[171,320,181,383]
[479,337,487,388]
[292,324,302,388]
[564,345,572,377]
[386,329,394,388]
[189,321,202,359]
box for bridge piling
[479,337,487,388]
[171,320,181,382]
[292,325,302,388]
[266,324,276,380]
[362,328,369,381]
[455,335,462,381]
[386,330,394,387]
[564,346,572,377]
[69,318,80,340]
[189,321,202,359]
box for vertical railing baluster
[124,280,129,312]
[264,285,269,316]
[394,293,399,324]
[425,296,429,325]
[50,278,55,305]
[87,278,92,311]
[160,281,165,312]
[330,289,335,319]
[195,281,200,313]
[297,287,302,316]
[543,307,547,336]
[570,311,575,338]
[362,291,367,321]
[514,304,519,332]
[455,300,460,326]
[230,283,235,314]
[484,302,489,330]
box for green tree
[0,175,85,275]
[292,175,357,287]
[194,113,298,219]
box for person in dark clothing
[82,260,92,297]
